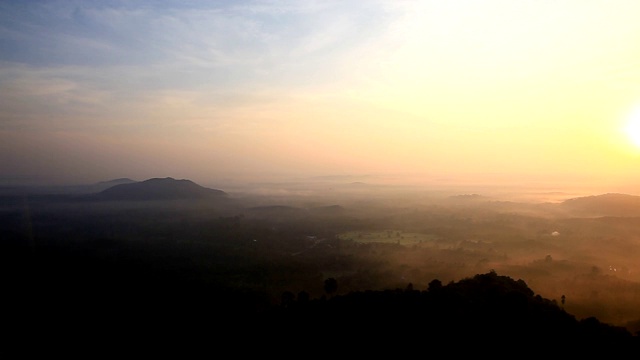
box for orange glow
[625,108,640,148]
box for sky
[1,0,640,193]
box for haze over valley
[4,176,640,339]
[3,0,640,351]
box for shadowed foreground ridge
[2,185,640,354]
[260,271,638,348]
[3,237,638,354]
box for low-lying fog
[3,178,640,333]
[220,179,640,330]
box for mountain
[560,193,640,217]
[95,177,227,201]
[93,178,138,189]
[68,177,139,194]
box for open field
[337,230,440,246]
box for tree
[281,291,295,308]
[324,278,338,298]
[428,279,442,292]
[406,282,414,292]
[297,291,310,304]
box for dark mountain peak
[96,177,227,201]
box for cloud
[2,1,640,186]
[0,1,398,134]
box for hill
[95,177,227,201]
[560,193,640,217]
[261,271,639,351]
[92,177,138,190]
[2,189,640,354]
[244,205,309,220]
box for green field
[337,230,440,245]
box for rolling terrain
[2,177,640,349]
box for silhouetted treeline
[260,272,638,348]
[3,233,638,354]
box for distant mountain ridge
[0,178,138,196]
[96,178,137,187]
[96,177,227,201]
[74,178,139,194]
[560,193,640,217]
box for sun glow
[625,108,640,148]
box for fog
[3,1,640,346]
[217,179,640,331]
[4,176,640,335]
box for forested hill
[4,232,637,354]
[560,193,640,217]
[256,272,639,351]
[2,187,640,355]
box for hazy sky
[2,0,640,191]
